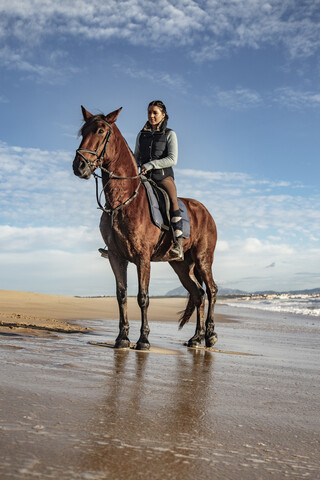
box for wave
[221,293,320,317]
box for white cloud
[0,140,98,227]
[176,168,320,242]
[0,0,205,46]
[0,225,97,252]
[1,0,319,67]
[0,46,79,84]
[213,87,264,110]
[273,87,320,108]
[214,237,320,292]
[195,0,320,61]
[2,0,320,104]
[114,63,189,93]
[244,237,294,255]
[0,249,116,296]
[200,85,320,110]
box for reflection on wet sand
[1,316,319,479]
[81,349,217,479]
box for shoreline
[0,290,235,335]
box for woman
[134,100,184,260]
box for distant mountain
[253,288,320,295]
[166,286,248,297]
[217,287,249,295]
[166,286,320,297]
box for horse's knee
[117,286,127,306]
[137,291,149,310]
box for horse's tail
[178,296,195,330]
[178,267,203,330]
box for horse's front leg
[136,260,151,350]
[108,253,130,349]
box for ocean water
[220,293,320,317]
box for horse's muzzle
[73,156,92,179]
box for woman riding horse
[135,100,183,260]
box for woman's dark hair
[148,100,169,120]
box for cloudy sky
[0,0,319,296]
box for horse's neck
[102,126,140,207]
[112,125,138,176]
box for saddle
[141,176,190,238]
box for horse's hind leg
[136,260,151,351]
[206,278,218,347]
[195,258,218,347]
[108,253,130,349]
[170,254,205,347]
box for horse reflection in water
[81,350,215,477]
[73,106,218,350]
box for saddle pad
[142,178,190,239]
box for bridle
[76,119,113,172]
[76,119,142,224]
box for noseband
[76,119,142,223]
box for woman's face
[148,106,165,128]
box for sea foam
[221,293,320,317]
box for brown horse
[73,106,218,350]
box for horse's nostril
[79,159,85,170]
[75,157,86,172]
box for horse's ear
[105,107,122,124]
[81,106,93,122]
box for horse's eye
[98,128,104,135]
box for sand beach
[0,290,319,479]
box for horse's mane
[78,114,106,137]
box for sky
[0,0,320,296]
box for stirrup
[98,248,109,259]
[169,238,184,261]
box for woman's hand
[141,166,147,175]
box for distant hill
[166,286,248,297]
[253,288,320,295]
[166,285,320,297]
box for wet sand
[0,291,319,479]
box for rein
[94,173,142,226]
[77,119,142,224]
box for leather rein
[76,120,142,224]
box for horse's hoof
[187,339,202,348]
[114,339,130,349]
[136,342,150,351]
[205,334,218,348]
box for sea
[219,293,320,317]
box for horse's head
[73,106,122,179]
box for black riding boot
[169,209,184,261]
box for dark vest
[137,127,174,181]
[138,128,172,165]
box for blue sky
[0,0,319,296]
